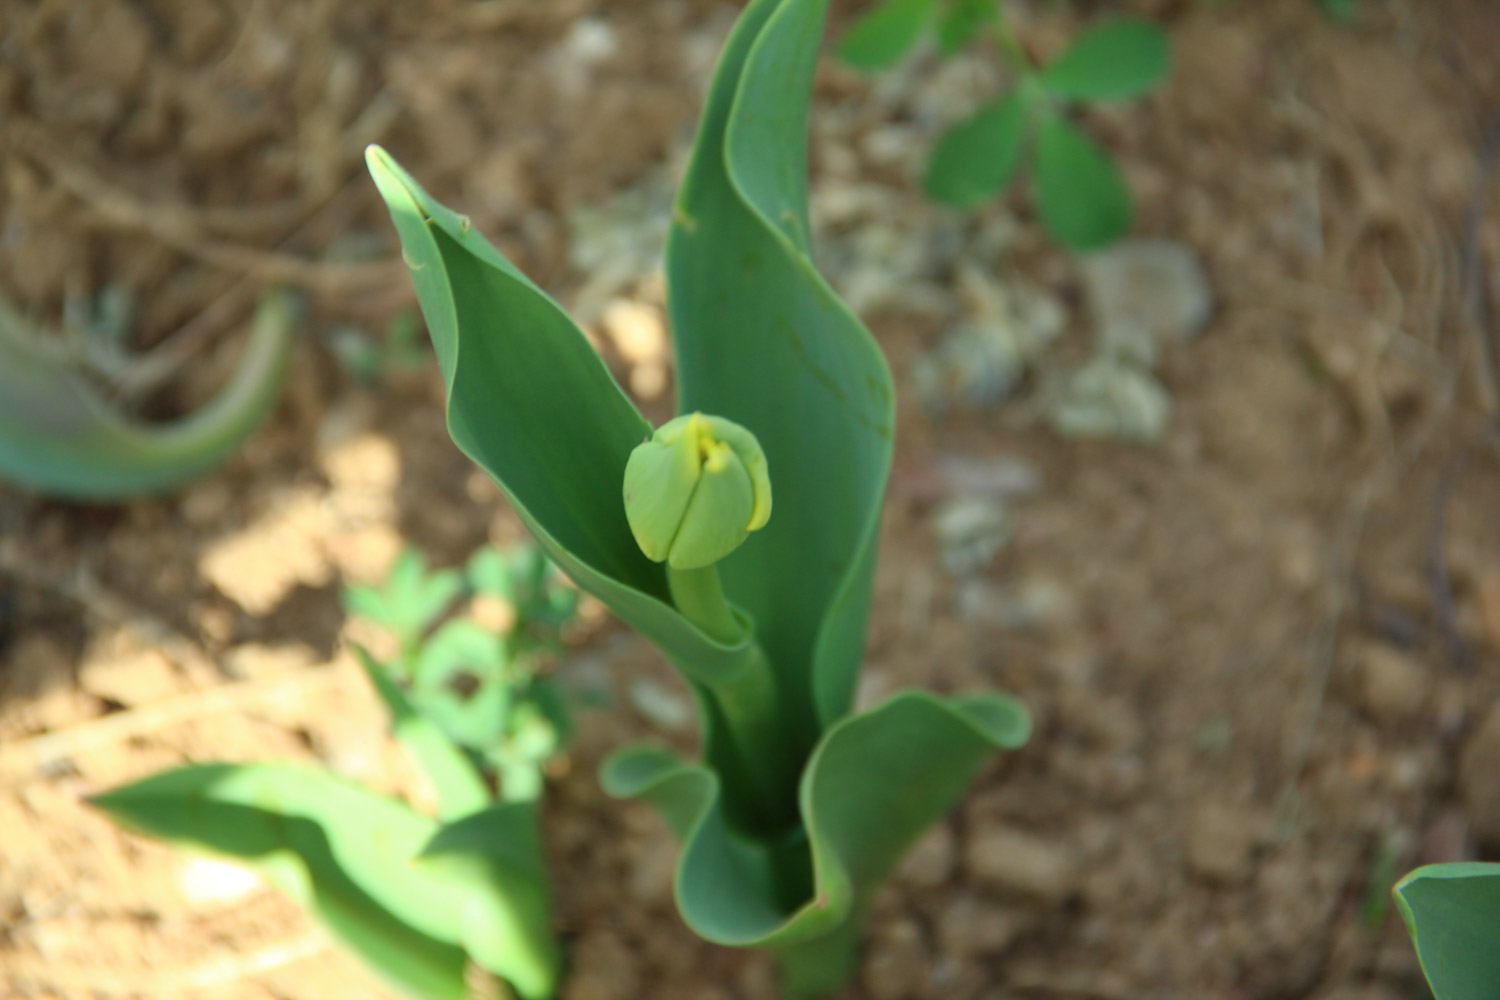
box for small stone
[862,918,929,1000]
[966,827,1079,903]
[954,577,1078,633]
[1459,700,1500,846]
[935,892,1025,959]
[898,824,956,888]
[177,858,262,904]
[1186,803,1260,883]
[1081,239,1213,365]
[601,299,667,366]
[932,496,1011,576]
[628,678,693,732]
[1046,357,1172,444]
[1355,642,1431,726]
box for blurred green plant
[1393,862,1500,1000]
[364,0,1030,994]
[839,1,1170,250]
[345,543,578,801]
[0,292,294,500]
[94,541,576,1000]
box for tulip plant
[366,0,1029,994]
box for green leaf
[354,645,489,820]
[413,619,513,751]
[1394,862,1500,1000]
[837,0,935,71]
[669,0,896,760]
[92,764,473,1000]
[924,88,1031,208]
[365,147,766,700]
[1034,113,1132,250]
[0,292,294,500]
[415,803,562,1000]
[93,764,560,1000]
[1039,16,1170,101]
[937,0,997,55]
[602,691,1030,959]
[346,549,466,649]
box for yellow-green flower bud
[623,412,772,570]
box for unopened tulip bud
[623,413,772,570]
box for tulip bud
[623,413,772,570]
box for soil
[3,1,1500,998]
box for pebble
[1354,642,1431,726]
[862,918,929,1000]
[1459,700,1500,845]
[1186,802,1261,884]
[932,495,1011,576]
[954,577,1078,633]
[897,824,957,888]
[1080,239,1214,366]
[965,827,1079,903]
[935,892,1025,959]
[1046,357,1173,444]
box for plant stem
[667,564,801,837]
[773,910,867,1000]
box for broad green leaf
[1394,862,1500,1000]
[1039,16,1170,101]
[92,764,473,1000]
[937,0,997,54]
[365,148,767,700]
[602,691,1030,972]
[416,803,562,1000]
[924,89,1031,208]
[1034,113,1132,250]
[0,292,293,500]
[354,645,489,820]
[836,0,934,71]
[669,0,896,763]
[93,764,560,1000]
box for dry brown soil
[3,1,1500,999]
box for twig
[11,121,400,296]
[0,663,344,779]
[4,931,329,995]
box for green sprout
[839,1,1171,250]
[93,541,577,1000]
[0,292,295,499]
[365,0,1030,994]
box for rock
[935,892,1025,959]
[1046,357,1172,444]
[932,496,1011,577]
[936,454,1042,499]
[319,432,401,494]
[1081,239,1213,366]
[954,577,1078,633]
[898,824,957,888]
[911,270,1065,414]
[1459,700,1500,846]
[176,858,261,904]
[1354,642,1431,726]
[628,677,693,732]
[966,827,1079,903]
[862,918,929,1000]
[1186,803,1261,883]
